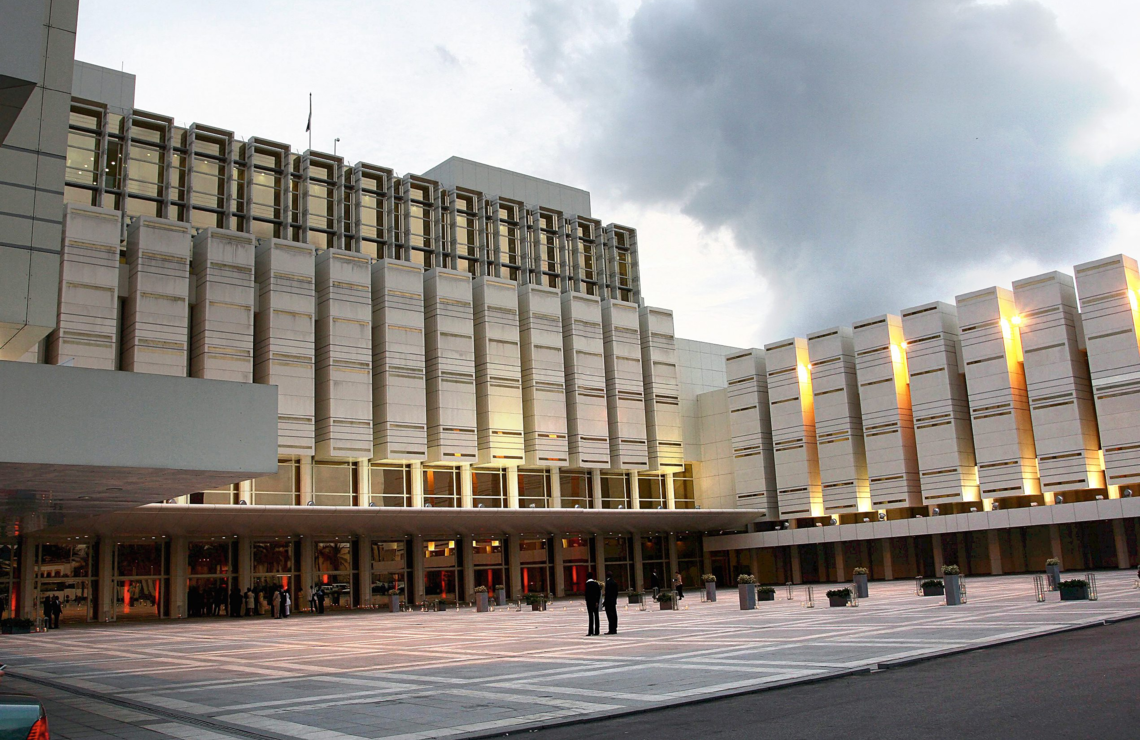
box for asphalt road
[513,617,1140,740]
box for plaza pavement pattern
[3,571,1140,740]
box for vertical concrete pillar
[358,535,373,607]
[905,538,916,576]
[462,536,475,599]
[549,470,562,509]
[882,540,894,581]
[507,467,520,509]
[790,546,803,585]
[833,542,846,581]
[629,470,640,509]
[955,532,967,571]
[300,538,314,607]
[816,544,827,582]
[410,461,424,507]
[1112,520,1131,569]
[702,549,714,579]
[170,536,187,619]
[988,530,1004,575]
[632,533,644,591]
[299,456,314,506]
[932,534,944,573]
[664,472,676,510]
[237,536,252,591]
[667,534,680,583]
[749,548,762,581]
[508,537,523,598]
[594,534,607,580]
[99,538,115,622]
[460,465,474,508]
[356,460,371,507]
[1049,524,1064,569]
[553,536,566,597]
[412,536,425,604]
[239,480,253,506]
[19,537,36,622]
[591,469,603,509]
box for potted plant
[1045,558,1062,591]
[1,618,33,635]
[434,599,448,612]
[852,567,869,598]
[628,591,643,605]
[921,579,944,597]
[1058,578,1090,601]
[389,591,401,613]
[737,574,758,610]
[826,587,851,607]
[942,565,962,606]
[525,592,547,611]
[657,590,676,610]
[702,574,717,602]
[495,585,507,606]
[474,585,490,612]
[757,585,776,602]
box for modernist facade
[1,0,1139,627]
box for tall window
[125,118,166,218]
[495,203,520,281]
[455,192,480,276]
[306,159,336,250]
[537,212,560,289]
[578,222,599,296]
[358,169,388,259]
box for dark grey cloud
[527,0,1133,338]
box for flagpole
[308,93,312,151]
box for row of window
[64,104,639,302]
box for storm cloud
[527,0,1132,338]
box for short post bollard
[802,585,814,609]
[1033,575,1046,603]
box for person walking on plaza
[283,588,291,618]
[41,595,52,629]
[51,595,62,629]
[604,572,619,635]
[584,572,601,636]
[244,587,255,617]
[316,586,326,614]
[306,586,315,613]
[272,588,281,619]
[673,572,684,601]
[650,571,661,599]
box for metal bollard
[1033,575,1046,603]
[802,585,815,609]
[786,582,794,600]
[1086,573,1098,601]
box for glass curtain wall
[423,539,463,603]
[114,540,168,620]
[371,540,409,598]
[519,538,552,595]
[638,475,665,509]
[254,459,301,506]
[471,538,505,591]
[675,534,703,588]
[473,469,506,508]
[423,467,459,508]
[0,544,18,620]
[313,541,356,609]
[600,473,630,509]
[35,541,95,624]
[313,461,354,507]
[517,469,549,508]
[251,540,298,614]
[560,471,593,509]
[603,537,632,591]
[561,536,593,595]
[674,465,697,509]
[639,536,668,592]
[187,540,235,618]
[371,464,411,507]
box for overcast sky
[75,0,1140,348]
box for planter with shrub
[474,586,489,612]
[757,586,776,602]
[826,588,851,608]
[942,565,962,606]
[921,579,945,597]
[389,592,402,613]
[852,567,869,598]
[1045,558,1062,590]
[628,591,643,605]
[1058,579,1089,601]
[701,574,717,602]
[525,592,548,611]
[1,618,34,635]
[737,575,757,610]
[657,591,676,610]
[495,585,507,606]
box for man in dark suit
[584,571,601,636]
[604,572,619,635]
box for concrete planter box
[389,593,401,613]
[704,583,717,602]
[530,602,546,612]
[827,595,848,608]
[922,582,945,597]
[738,584,757,610]
[475,593,489,612]
[628,592,643,605]
[944,574,962,606]
[435,601,448,612]
[1046,564,1062,591]
[853,573,869,599]
[659,599,674,610]
[495,587,507,606]
[758,590,775,602]
[1060,584,1089,601]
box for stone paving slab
[2,571,1139,740]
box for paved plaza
[3,572,1139,740]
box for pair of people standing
[584,572,618,636]
[41,595,62,628]
[271,587,292,618]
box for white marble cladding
[424,268,478,464]
[121,217,192,376]
[473,276,525,466]
[956,287,1041,499]
[315,249,374,460]
[900,302,979,503]
[562,292,610,468]
[254,239,316,457]
[371,260,427,462]
[602,298,649,469]
[808,326,870,514]
[725,349,778,517]
[640,305,684,472]
[765,337,821,518]
[518,284,569,467]
[47,204,121,369]
[1074,254,1140,488]
[190,229,255,382]
[852,314,922,509]
[1013,272,1104,492]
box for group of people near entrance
[40,595,62,629]
[583,570,685,636]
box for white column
[594,534,607,580]
[988,530,1004,575]
[356,460,371,507]
[664,472,676,510]
[410,461,424,507]
[300,538,314,608]
[809,327,871,515]
[462,537,475,598]
[562,291,610,469]
[170,536,187,619]
[591,469,603,509]
[412,536,425,604]
[507,467,520,508]
[371,260,427,462]
[238,480,253,506]
[99,538,115,622]
[1113,520,1131,569]
[549,469,562,508]
[632,533,644,591]
[358,535,373,607]
[473,276,525,466]
[602,299,649,469]
[667,534,679,582]
[237,536,252,591]
[629,470,640,510]
[508,537,522,599]
[460,464,473,508]
[553,536,566,597]
[299,456,314,506]
[424,268,478,464]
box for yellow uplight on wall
[1000,318,1012,341]
[1009,315,1022,326]
[797,363,810,384]
[1129,289,1139,313]
[889,344,902,363]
